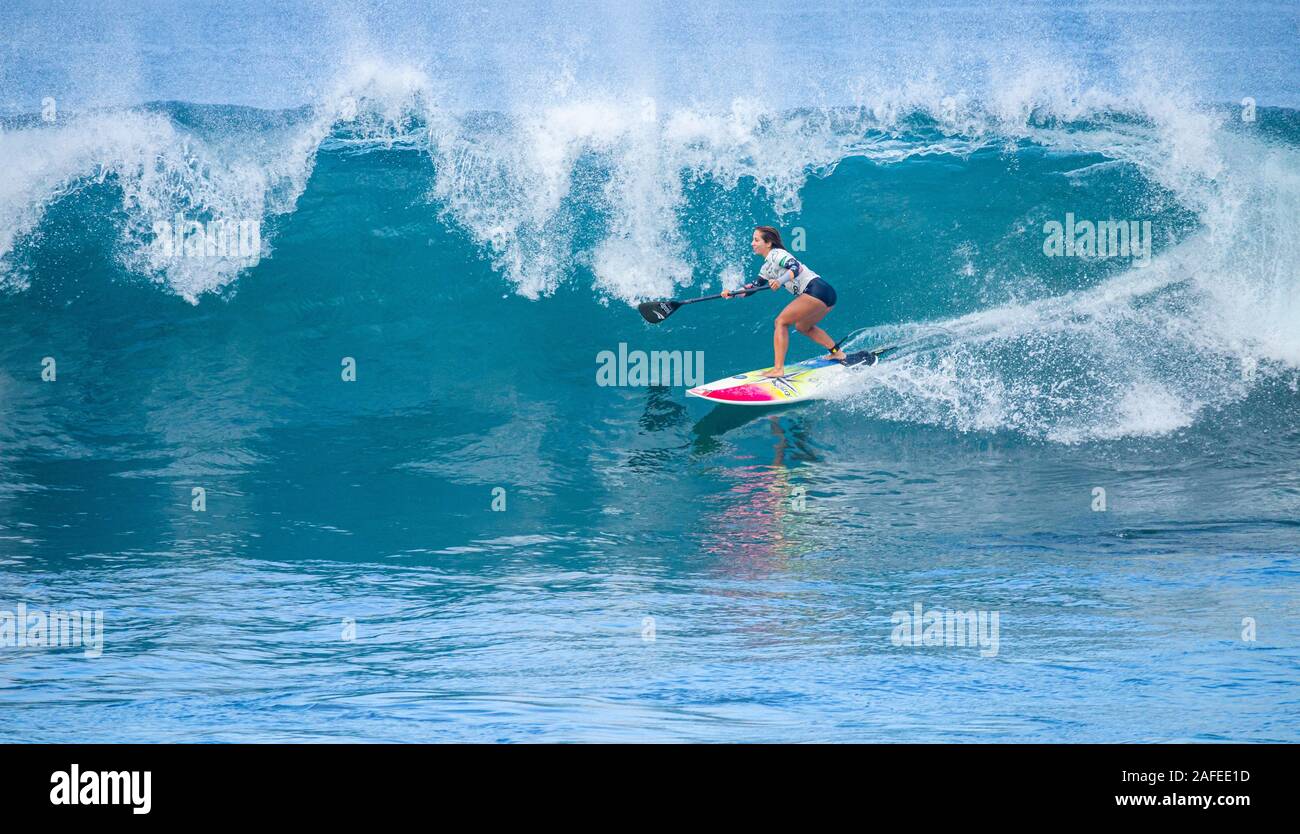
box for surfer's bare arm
[761,270,790,292]
[723,279,765,298]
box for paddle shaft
[679,283,771,306]
[639,282,773,323]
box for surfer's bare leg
[764,303,797,376]
[799,322,835,351]
[765,315,792,376]
[794,298,846,360]
[766,295,826,376]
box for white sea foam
[830,136,1300,442]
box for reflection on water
[698,415,827,572]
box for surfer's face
[751,230,771,256]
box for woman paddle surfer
[723,226,843,377]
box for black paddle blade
[638,300,680,324]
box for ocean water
[0,1,1297,742]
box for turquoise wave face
[1,21,1298,740]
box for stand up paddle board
[687,349,879,406]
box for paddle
[637,283,770,324]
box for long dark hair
[754,225,784,250]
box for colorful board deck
[686,350,878,406]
